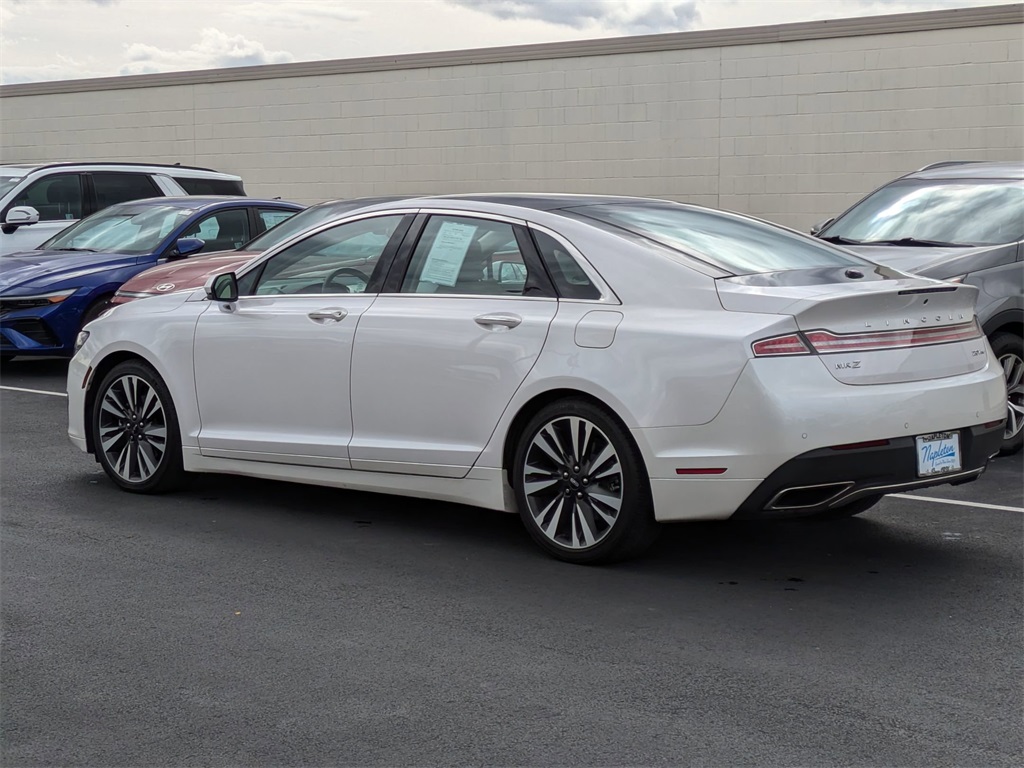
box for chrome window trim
[526,222,621,305]
[234,209,416,298]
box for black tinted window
[91,172,160,210]
[531,230,600,299]
[11,173,83,222]
[173,177,245,196]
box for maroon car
[112,196,411,305]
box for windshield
[42,204,192,254]
[822,179,1024,246]
[245,203,366,253]
[0,175,24,198]
[567,203,868,275]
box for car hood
[0,249,142,294]
[842,242,1016,279]
[119,249,259,295]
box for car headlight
[0,288,77,311]
[74,330,90,353]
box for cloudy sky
[0,0,1016,84]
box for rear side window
[10,173,84,221]
[173,177,245,196]
[91,172,160,210]
[567,203,867,276]
[258,208,296,231]
[531,229,600,300]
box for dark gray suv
[813,161,1023,455]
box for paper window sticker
[419,221,478,287]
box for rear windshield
[566,203,867,275]
[821,178,1024,246]
[173,177,245,196]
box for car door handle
[474,313,522,330]
[308,308,348,323]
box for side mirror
[3,206,40,231]
[204,271,239,303]
[809,217,834,237]
[169,236,205,260]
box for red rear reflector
[983,419,1004,429]
[751,333,811,357]
[675,468,727,475]
[830,439,891,451]
[805,320,980,354]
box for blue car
[0,196,303,360]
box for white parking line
[892,493,1024,513]
[0,385,68,398]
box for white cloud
[232,0,366,29]
[445,0,700,33]
[118,28,294,76]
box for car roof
[106,196,301,212]
[906,161,1023,181]
[403,193,676,212]
[0,161,240,179]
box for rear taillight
[804,320,981,353]
[751,333,811,357]
[752,320,981,358]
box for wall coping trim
[1,2,1020,97]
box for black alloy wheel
[92,360,185,493]
[513,398,660,564]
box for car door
[192,213,410,467]
[348,212,558,477]
[1,173,86,254]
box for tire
[512,399,660,564]
[804,494,883,520]
[91,360,185,493]
[990,332,1023,456]
[81,295,113,328]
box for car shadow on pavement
[66,469,1015,609]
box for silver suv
[813,161,1023,454]
[0,162,245,255]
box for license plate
[915,431,962,477]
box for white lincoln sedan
[67,195,1006,563]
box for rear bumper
[731,423,1002,519]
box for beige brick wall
[1,8,1021,231]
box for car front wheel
[513,399,660,564]
[91,360,184,493]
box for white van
[0,162,245,255]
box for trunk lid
[716,266,988,385]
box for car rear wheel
[991,332,1023,455]
[512,399,660,564]
[91,360,184,493]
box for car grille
[1,319,58,347]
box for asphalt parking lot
[1,359,1021,767]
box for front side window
[181,208,251,253]
[567,203,868,276]
[42,204,191,254]
[242,214,403,296]
[11,173,84,222]
[91,172,161,209]
[822,179,1024,246]
[401,215,533,296]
